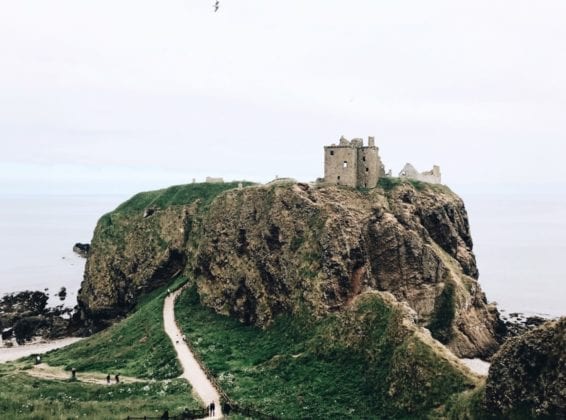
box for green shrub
[378,177,403,191]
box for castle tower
[324,136,383,188]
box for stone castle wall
[324,136,383,188]
[399,163,442,184]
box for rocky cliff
[485,317,565,418]
[78,180,502,358]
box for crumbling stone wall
[205,177,224,184]
[399,163,442,184]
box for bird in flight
[214,1,220,12]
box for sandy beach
[0,337,82,363]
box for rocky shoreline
[0,290,80,347]
[499,311,550,337]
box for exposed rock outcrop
[485,317,565,418]
[78,181,502,357]
[73,243,90,258]
[194,183,501,358]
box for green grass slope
[113,181,255,214]
[44,279,185,380]
[0,364,198,420]
[176,286,477,419]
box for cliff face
[78,181,501,358]
[484,317,566,418]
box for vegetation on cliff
[176,284,478,419]
[484,317,565,418]
[45,280,184,380]
[78,182,253,331]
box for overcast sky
[1,1,565,195]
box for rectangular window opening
[343,161,348,168]
[366,168,369,172]
[330,151,334,156]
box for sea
[0,193,564,318]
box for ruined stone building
[324,136,385,188]
[399,163,442,184]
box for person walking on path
[106,374,111,385]
[115,373,120,384]
[209,401,216,417]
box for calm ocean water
[0,195,127,307]
[464,193,565,318]
[0,193,564,317]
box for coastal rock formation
[72,243,90,258]
[0,291,72,343]
[485,317,566,418]
[78,181,502,357]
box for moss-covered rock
[484,317,566,418]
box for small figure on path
[35,355,41,365]
[115,373,120,384]
[167,288,171,296]
[181,408,191,420]
[209,401,216,417]
[106,374,111,385]
[160,409,169,420]
[71,368,76,380]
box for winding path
[163,287,222,418]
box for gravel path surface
[164,287,222,418]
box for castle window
[366,168,369,172]
[337,176,341,180]
[343,161,348,168]
[363,157,366,162]
[330,151,334,156]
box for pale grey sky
[1,0,566,195]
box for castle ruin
[323,136,385,188]
[323,136,442,187]
[399,163,441,184]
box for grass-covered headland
[44,279,185,379]
[176,285,477,419]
